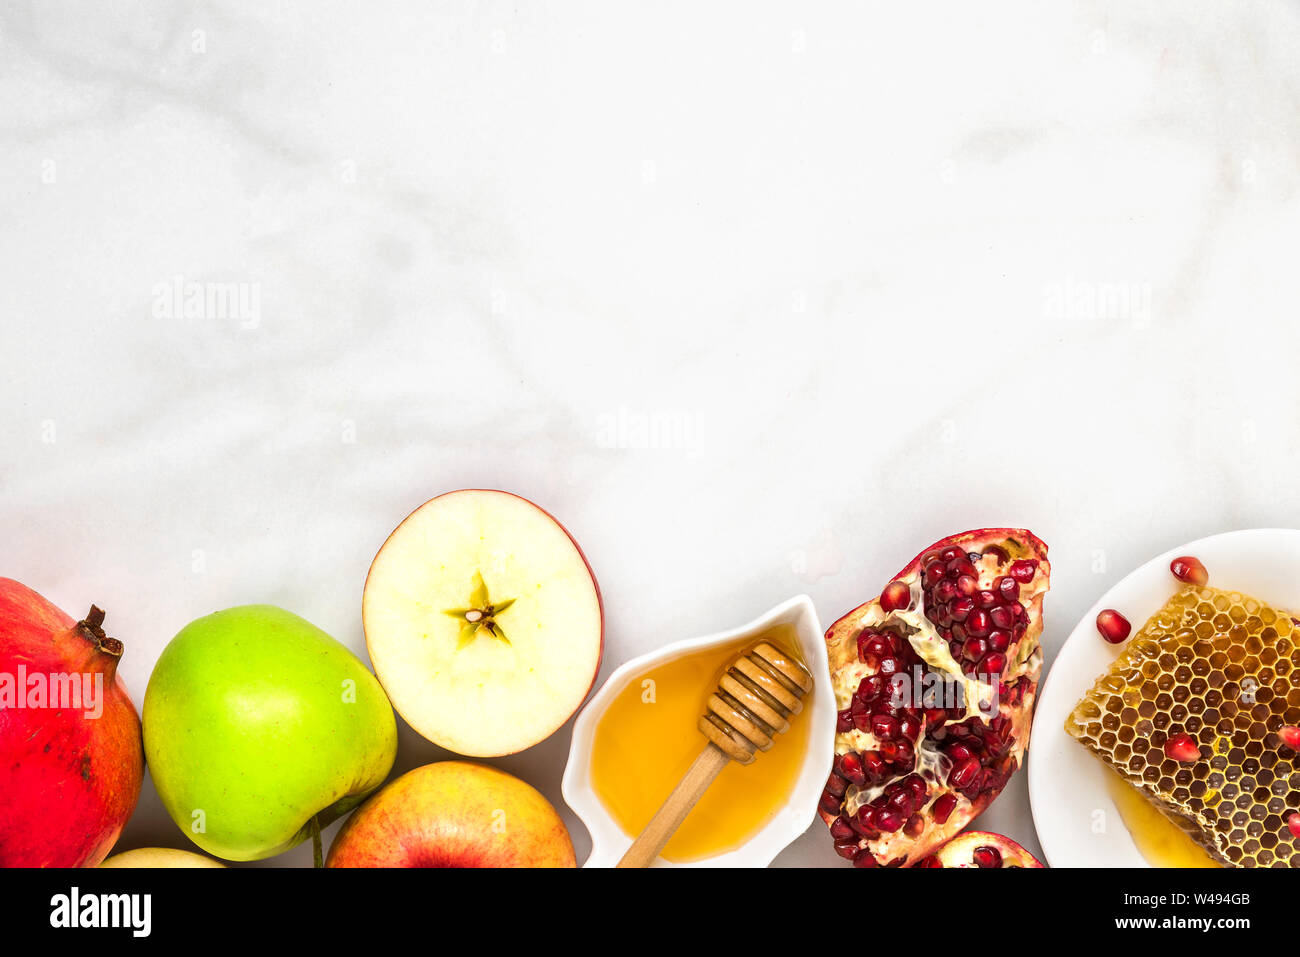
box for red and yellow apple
[363,489,603,756]
[326,761,576,867]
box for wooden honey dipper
[616,640,814,868]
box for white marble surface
[3,1,1300,867]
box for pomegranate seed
[987,629,1011,652]
[871,714,899,741]
[918,855,944,868]
[905,774,928,800]
[861,751,887,780]
[859,674,885,700]
[1095,609,1131,644]
[1008,559,1037,583]
[940,546,963,562]
[836,709,853,733]
[956,575,978,597]
[875,809,904,833]
[983,652,1007,676]
[834,841,858,860]
[963,637,988,661]
[924,561,946,586]
[949,756,981,788]
[1278,726,1300,749]
[1287,813,1300,840]
[972,845,1002,868]
[855,806,876,831]
[931,793,958,824]
[852,710,871,733]
[898,715,920,740]
[934,579,957,604]
[853,849,878,868]
[1170,556,1208,587]
[976,590,998,610]
[838,752,866,785]
[888,790,914,817]
[825,772,848,797]
[966,610,991,638]
[904,813,926,837]
[881,580,911,612]
[950,596,975,622]
[819,790,842,814]
[989,605,1015,630]
[829,815,856,841]
[1163,733,1201,762]
[946,742,973,762]
[996,576,1020,603]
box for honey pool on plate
[590,626,811,862]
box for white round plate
[1029,528,1300,867]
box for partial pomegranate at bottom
[0,579,144,867]
[917,831,1044,868]
[819,529,1050,867]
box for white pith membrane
[821,531,1049,867]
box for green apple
[143,605,397,862]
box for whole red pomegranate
[819,529,1049,867]
[0,578,144,866]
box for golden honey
[590,626,811,862]
[1104,771,1220,867]
[1068,585,1300,867]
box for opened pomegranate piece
[916,830,1044,868]
[819,529,1050,868]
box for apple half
[363,489,603,756]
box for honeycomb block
[1066,585,1300,867]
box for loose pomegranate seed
[972,845,1003,868]
[1163,733,1201,762]
[931,793,958,824]
[1278,726,1300,749]
[1287,813,1300,840]
[1008,559,1037,583]
[1169,556,1208,587]
[1095,609,1131,644]
[881,580,911,612]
